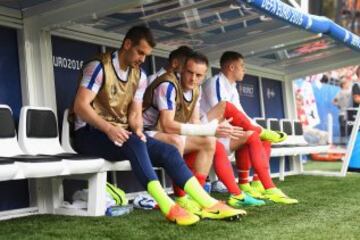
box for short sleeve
[133,70,148,102]
[79,60,104,94]
[154,82,176,111]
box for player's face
[124,39,152,68]
[233,59,245,81]
[181,59,207,91]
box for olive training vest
[143,71,200,129]
[90,52,140,129]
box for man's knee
[230,132,250,151]
[159,141,182,158]
[202,136,216,152]
[166,134,185,153]
[208,101,227,120]
[218,101,227,111]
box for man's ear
[171,59,179,68]
[229,63,235,71]
[123,39,132,50]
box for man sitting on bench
[201,51,298,204]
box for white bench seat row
[0,105,135,218]
[0,105,133,181]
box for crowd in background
[295,64,360,145]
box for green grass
[1,174,360,240]
[303,160,343,172]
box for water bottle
[204,181,212,193]
[105,205,133,217]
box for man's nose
[191,74,196,81]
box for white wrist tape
[180,119,219,136]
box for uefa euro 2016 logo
[267,88,276,99]
[239,83,254,98]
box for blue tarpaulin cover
[240,0,360,52]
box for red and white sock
[244,132,275,189]
[213,141,241,195]
[224,101,262,133]
[236,145,251,185]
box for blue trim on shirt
[216,76,221,102]
[166,84,174,110]
[87,63,102,90]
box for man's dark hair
[169,45,193,62]
[220,51,244,69]
[122,25,156,48]
[185,51,209,67]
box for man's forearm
[74,103,112,134]
[128,112,143,132]
[180,120,218,136]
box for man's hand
[229,125,245,140]
[215,118,233,138]
[215,118,245,139]
[135,129,147,142]
[105,125,132,147]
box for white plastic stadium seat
[292,120,309,146]
[0,105,63,179]
[267,118,285,149]
[19,106,105,175]
[267,118,281,132]
[0,105,19,180]
[253,117,267,129]
[61,109,132,174]
[18,106,110,216]
[279,119,296,146]
[61,109,76,153]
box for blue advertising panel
[142,54,153,76]
[0,26,22,122]
[261,78,286,173]
[154,56,167,72]
[237,75,261,118]
[52,36,101,129]
[262,78,285,118]
[0,26,28,211]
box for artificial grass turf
[303,160,343,172]
[1,174,360,240]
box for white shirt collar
[111,51,129,81]
[157,67,166,77]
[219,72,236,89]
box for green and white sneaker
[260,129,287,143]
[263,188,298,204]
[175,195,202,215]
[227,193,265,208]
[239,183,265,199]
